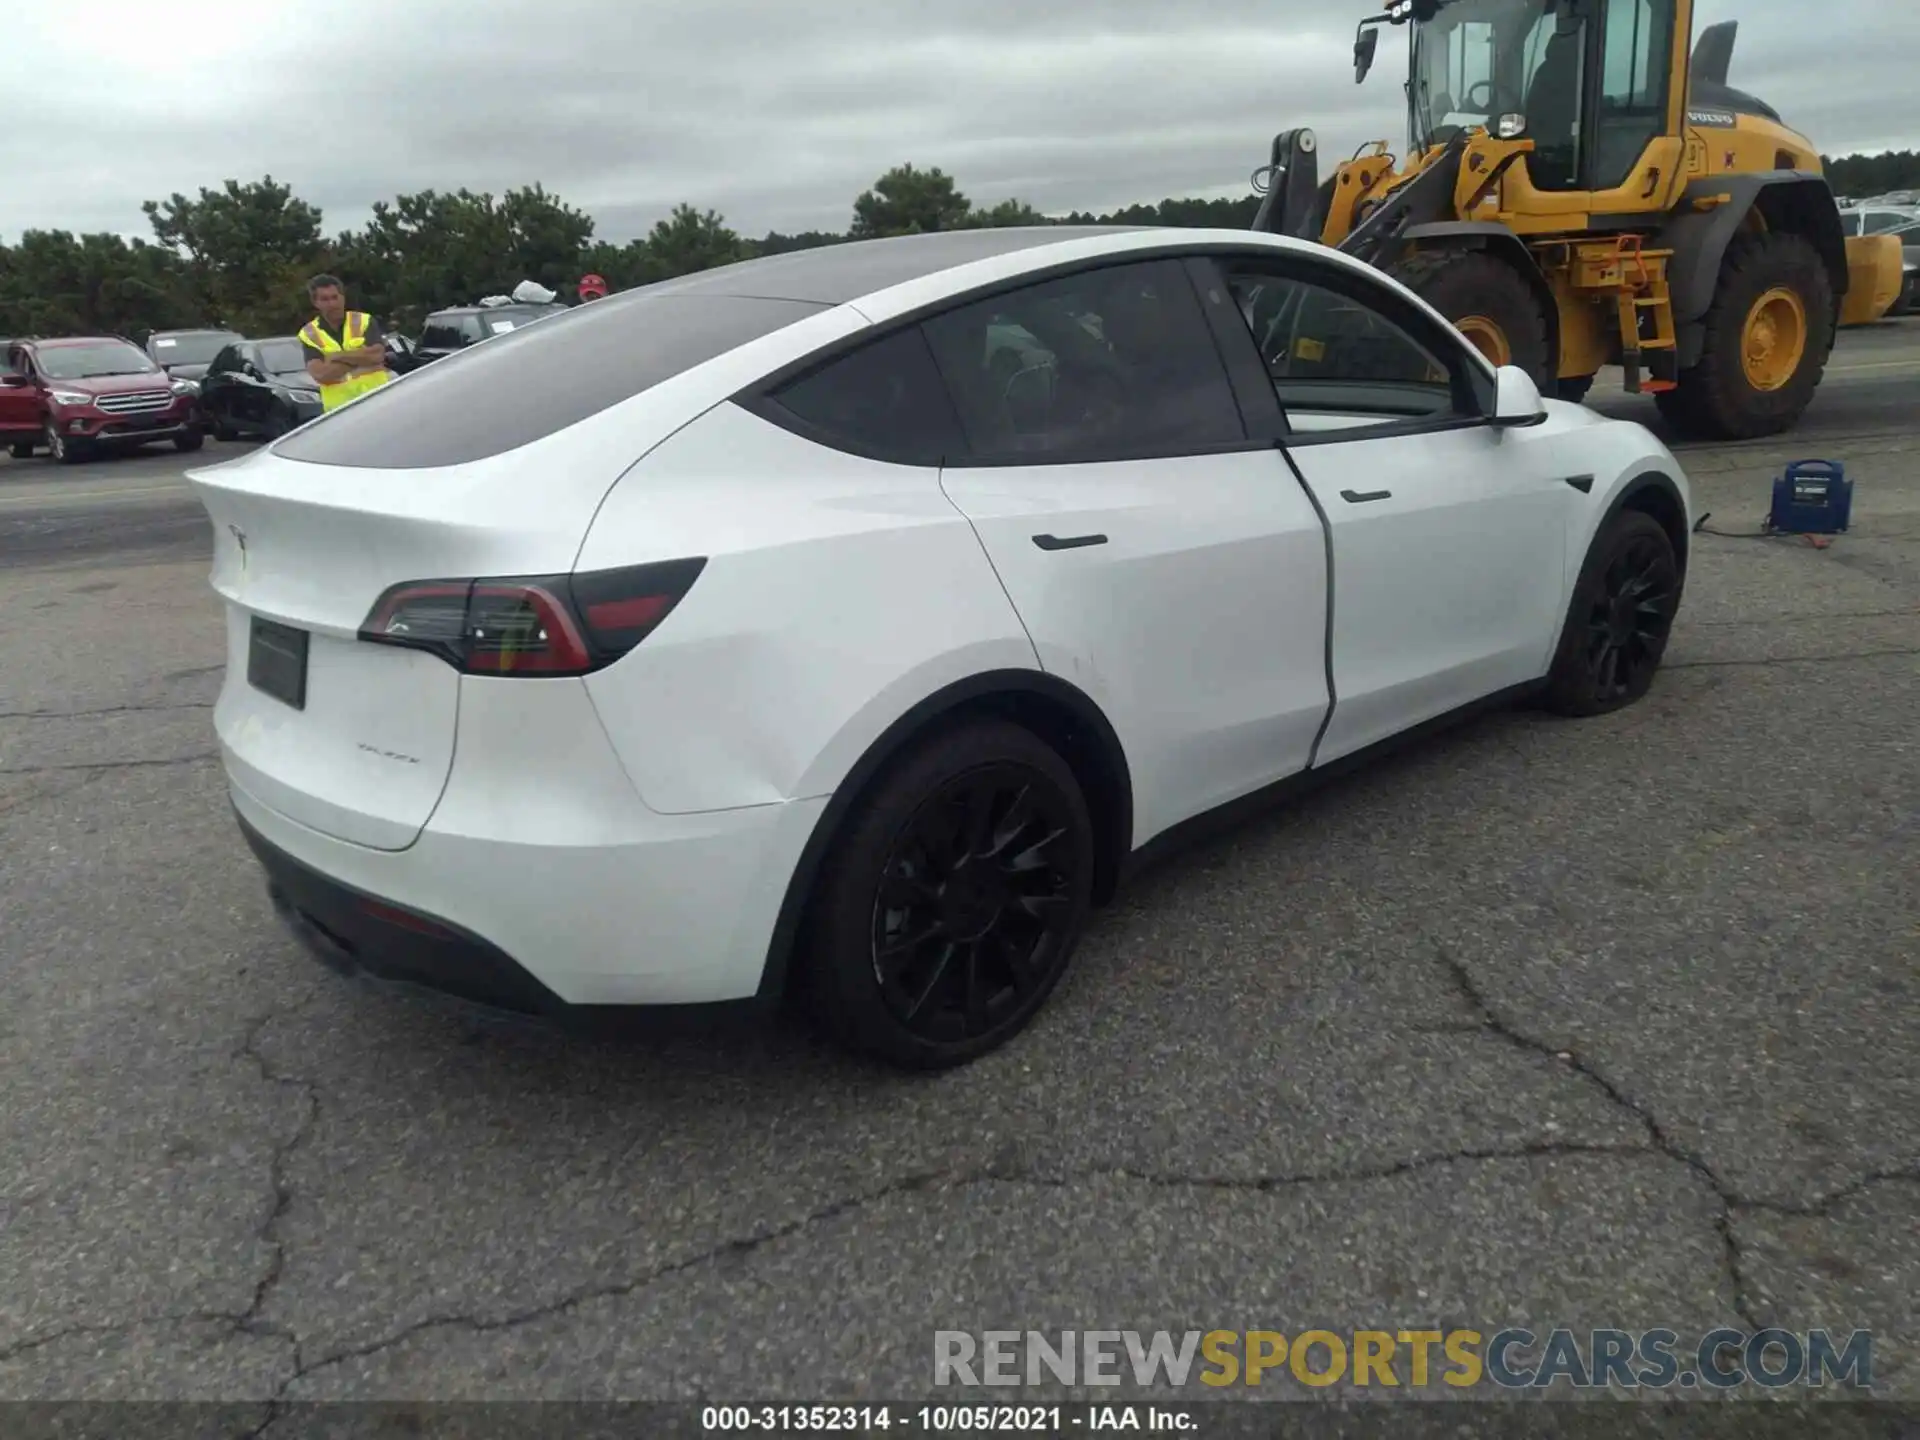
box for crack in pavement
[1681,607,1920,628]
[11,1062,1911,1403]
[277,1142,1658,1389]
[1666,646,1920,671]
[0,1313,272,1367]
[0,1001,328,1382]
[231,1005,324,1371]
[0,753,219,776]
[219,950,1920,1398]
[1431,943,1920,1333]
[0,769,108,819]
[0,701,215,720]
[1432,942,1767,1330]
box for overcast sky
[3,0,1913,248]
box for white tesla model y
[189,225,1692,1069]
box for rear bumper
[240,809,567,1015]
[228,766,828,1010]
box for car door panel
[0,368,39,435]
[1282,427,1573,763]
[942,452,1330,842]
[1204,253,1576,767]
[921,255,1332,846]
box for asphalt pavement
[0,323,1915,1414]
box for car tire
[8,441,33,460]
[174,430,204,453]
[212,415,240,442]
[45,422,87,466]
[800,718,1096,1070]
[1541,510,1681,717]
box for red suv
[1,335,205,465]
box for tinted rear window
[760,326,965,465]
[275,292,828,469]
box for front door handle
[1339,489,1392,504]
[1032,533,1108,551]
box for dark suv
[393,302,567,373]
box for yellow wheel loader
[1251,0,1905,440]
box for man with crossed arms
[298,273,393,412]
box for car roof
[605,226,1144,308]
[35,336,136,347]
[273,224,1453,473]
[151,328,239,336]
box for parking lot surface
[0,325,1915,1411]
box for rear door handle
[1339,489,1392,504]
[1032,533,1108,551]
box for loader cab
[1407,0,1683,203]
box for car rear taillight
[358,558,706,676]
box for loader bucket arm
[1337,135,1468,268]
[1250,129,1327,240]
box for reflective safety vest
[299,310,393,411]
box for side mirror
[1491,365,1548,427]
[0,372,28,389]
[1354,26,1380,83]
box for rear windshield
[258,339,307,374]
[275,291,827,469]
[150,331,238,365]
[475,305,564,334]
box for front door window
[1592,0,1676,190]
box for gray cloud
[2,0,1912,247]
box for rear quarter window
[753,325,966,465]
[274,292,828,470]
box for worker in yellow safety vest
[298,273,393,411]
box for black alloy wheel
[1543,510,1680,716]
[804,719,1095,1069]
[872,764,1080,1044]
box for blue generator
[1767,460,1851,535]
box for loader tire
[1392,248,1553,386]
[1654,230,1834,441]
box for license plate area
[248,617,310,710]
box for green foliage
[851,164,973,237]
[4,152,1903,342]
[333,184,596,333]
[0,231,185,340]
[1821,151,1920,198]
[637,204,749,282]
[141,177,326,334]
